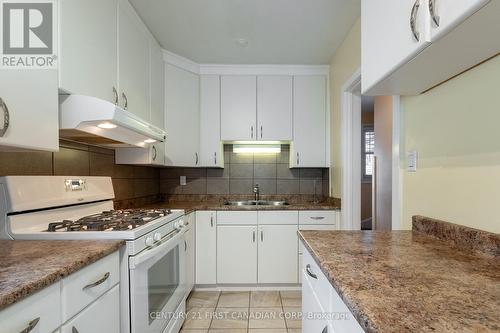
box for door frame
[340,68,402,230]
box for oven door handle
[129,228,185,269]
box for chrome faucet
[253,183,260,201]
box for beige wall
[400,55,500,233]
[329,18,361,198]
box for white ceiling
[130,0,360,65]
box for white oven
[129,224,187,333]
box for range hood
[59,95,166,148]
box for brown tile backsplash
[0,140,161,208]
[160,145,329,196]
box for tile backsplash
[0,140,161,208]
[160,145,329,196]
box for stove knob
[173,221,179,229]
[145,236,154,247]
[178,219,185,228]
[153,232,162,242]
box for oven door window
[148,245,179,324]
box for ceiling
[130,0,360,65]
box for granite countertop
[0,240,124,310]
[298,217,500,333]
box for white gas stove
[0,176,188,333]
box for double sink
[224,200,289,207]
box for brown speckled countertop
[298,219,500,333]
[0,240,124,310]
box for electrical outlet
[407,150,418,172]
[180,176,187,186]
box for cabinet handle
[410,0,421,42]
[306,264,317,279]
[19,317,40,333]
[251,126,254,139]
[184,240,187,252]
[112,87,118,105]
[152,145,157,161]
[214,152,217,165]
[296,152,300,165]
[260,125,263,139]
[72,327,79,333]
[121,92,128,110]
[210,215,214,227]
[429,0,440,26]
[82,272,110,290]
[310,216,325,220]
[322,326,329,333]
[0,97,10,138]
[252,231,256,243]
[260,230,264,242]
[195,152,199,165]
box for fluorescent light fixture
[233,144,281,154]
[144,138,157,144]
[97,122,117,129]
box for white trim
[391,96,402,230]
[340,68,362,231]
[199,64,330,76]
[194,285,301,292]
[162,50,200,74]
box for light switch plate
[407,150,418,172]
[180,176,187,186]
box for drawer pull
[310,216,325,220]
[82,272,110,290]
[0,97,10,138]
[410,0,421,42]
[322,325,329,333]
[72,327,80,333]
[306,264,317,279]
[19,317,40,333]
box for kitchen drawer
[258,211,298,225]
[302,246,331,312]
[61,285,120,333]
[217,211,257,225]
[61,251,120,322]
[0,283,61,333]
[299,210,336,225]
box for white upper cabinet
[290,75,327,168]
[118,0,150,120]
[150,38,165,130]
[429,0,490,41]
[362,0,431,94]
[220,75,257,141]
[165,64,200,167]
[59,0,118,103]
[362,0,498,95]
[257,76,293,141]
[0,70,58,151]
[200,75,224,167]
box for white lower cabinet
[258,225,298,284]
[217,225,258,284]
[61,285,120,333]
[185,212,196,293]
[195,211,217,284]
[302,274,329,333]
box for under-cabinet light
[97,122,117,129]
[233,144,281,154]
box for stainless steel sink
[224,200,289,206]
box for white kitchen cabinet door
[118,0,150,121]
[0,70,58,151]
[200,75,224,167]
[290,75,327,168]
[258,225,298,284]
[185,212,195,293]
[361,0,431,94]
[217,226,258,284]
[302,275,329,333]
[429,0,490,41]
[61,285,120,333]
[150,38,165,130]
[195,211,217,285]
[257,76,293,141]
[165,64,200,167]
[221,76,257,141]
[115,142,165,165]
[59,0,118,103]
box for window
[362,125,374,181]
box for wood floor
[181,290,302,333]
